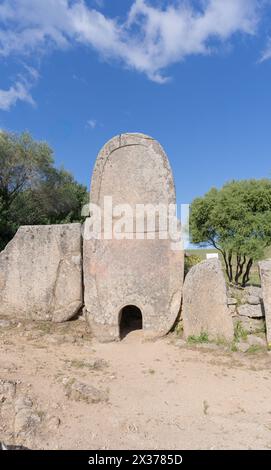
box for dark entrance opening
[119,305,143,339]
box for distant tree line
[0,131,88,251]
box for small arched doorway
[119,305,143,339]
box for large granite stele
[83,133,184,342]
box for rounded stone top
[117,132,155,139]
[90,133,176,206]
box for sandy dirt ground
[0,318,271,450]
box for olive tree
[190,179,271,286]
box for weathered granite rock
[237,304,264,318]
[244,286,262,305]
[64,379,108,404]
[14,397,33,413]
[83,133,184,341]
[227,297,237,305]
[259,259,271,345]
[233,315,265,334]
[0,224,83,322]
[46,415,61,431]
[247,335,266,348]
[0,379,16,440]
[238,342,250,353]
[182,259,234,342]
[246,295,261,305]
[0,319,11,328]
[14,396,41,438]
[244,286,262,299]
[228,286,262,306]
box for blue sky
[1,0,271,205]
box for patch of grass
[215,337,228,347]
[175,321,183,336]
[186,249,218,260]
[187,332,209,344]
[229,288,244,307]
[246,345,264,354]
[203,400,209,415]
[63,377,75,389]
[36,409,45,420]
[69,359,87,369]
[234,321,248,342]
[33,344,48,349]
[67,358,108,371]
[35,322,52,335]
[230,342,238,352]
[184,254,202,276]
[254,325,267,335]
[248,270,261,287]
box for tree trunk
[234,254,246,285]
[234,254,241,284]
[241,258,253,287]
[228,251,233,283]
[221,251,231,283]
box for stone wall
[227,285,265,335]
[259,260,271,346]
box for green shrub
[184,254,202,276]
[187,332,209,344]
[234,321,248,341]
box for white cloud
[87,119,97,129]
[0,0,261,86]
[125,0,259,82]
[0,65,38,111]
[72,74,87,84]
[260,37,271,62]
[0,80,34,111]
[93,0,104,8]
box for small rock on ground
[0,320,11,328]
[64,379,109,404]
[238,342,250,353]
[14,408,41,437]
[247,335,266,348]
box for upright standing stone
[83,133,184,341]
[258,259,271,346]
[0,224,83,322]
[182,258,234,342]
